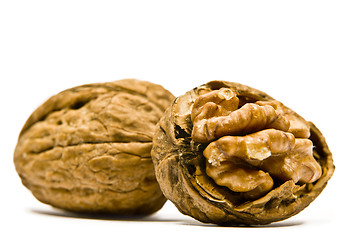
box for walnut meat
[151,80,334,225]
[14,79,174,215]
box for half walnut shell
[14,79,174,215]
[151,80,334,225]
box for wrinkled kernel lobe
[192,88,322,200]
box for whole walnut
[151,80,334,225]
[14,79,174,215]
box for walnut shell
[14,79,174,215]
[151,80,334,225]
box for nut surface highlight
[14,79,174,215]
[151,80,334,225]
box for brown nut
[14,79,175,215]
[151,80,334,225]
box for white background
[1,0,359,239]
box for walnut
[151,80,334,225]
[14,79,174,215]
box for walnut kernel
[196,89,322,199]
